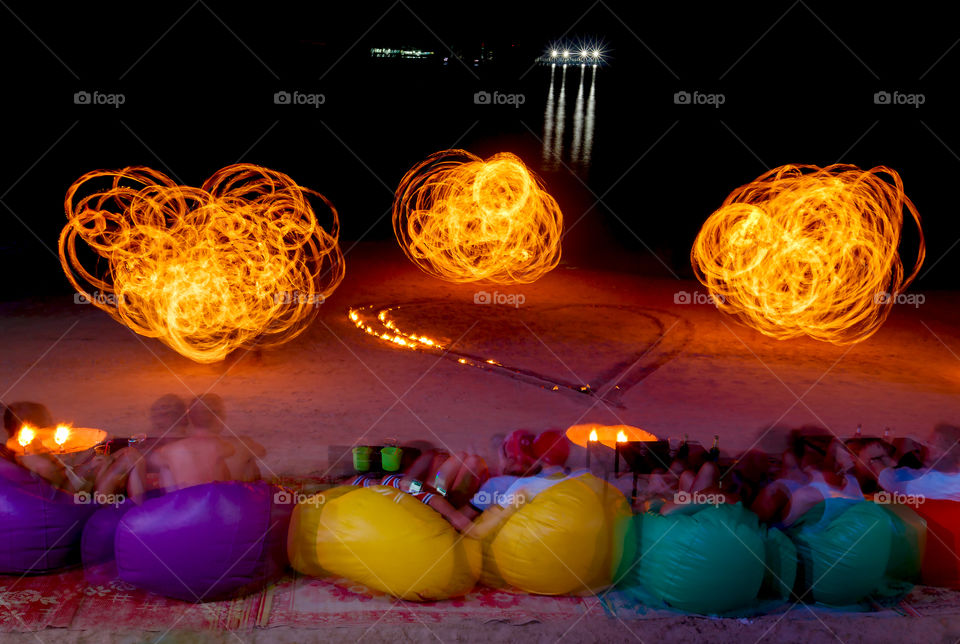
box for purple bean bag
[81,497,138,584]
[0,459,96,574]
[115,481,292,602]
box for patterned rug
[1,569,586,633]
[4,567,960,633]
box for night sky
[1,1,956,297]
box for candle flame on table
[17,425,35,448]
[54,424,70,448]
[566,423,658,448]
[59,164,345,364]
[691,164,925,344]
[393,149,562,284]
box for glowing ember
[17,425,35,448]
[691,164,925,344]
[60,164,344,363]
[54,424,70,448]
[566,423,658,448]
[392,149,563,284]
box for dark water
[542,64,597,172]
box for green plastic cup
[381,446,403,472]
[352,446,372,472]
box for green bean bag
[874,502,926,585]
[762,527,797,600]
[788,499,892,605]
[628,504,766,614]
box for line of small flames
[347,306,505,370]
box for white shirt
[879,467,960,501]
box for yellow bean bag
[480,473,635,595]
[287,484,481,601]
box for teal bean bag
[788,499,892,606]
[762,527,797,600]
[628,504,767,614]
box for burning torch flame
[588,429,598,442]
[616,430,628,443]
[17,424,35,448]
[393,149,562,284]
[55,424,70,449]
[59,164,345,363]
[691,164,925,344]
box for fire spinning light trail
[60,164,345,363]
[348,304,594,397]
[691,164,925,344]
[393,150,563,284]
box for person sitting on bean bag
[149,394,268,492]
[453,429,575,531]
[875,424,960,501]
[633,439,741,515]
[187,394,265,482]
[752,438,866,527]
[350,448,488,533]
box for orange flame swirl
[392,150,562,284]
[691,164,925,344]
[60,164,344,363]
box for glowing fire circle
[392,149,563,284]
[60,164,345,363]
[691,164,925,344]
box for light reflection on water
[542,64,596,172]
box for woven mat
[263,574,586,627]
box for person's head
[187,394,226,433]
[501,429,537,475]
[846,437,896,484]
[149,394,189,434]
[928,424,960,472]
[824,439,856,474]
[789,426,831,470]
[532,429,570,468]
[2,401,53,439]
